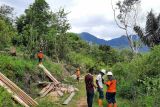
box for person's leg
[87,92,90,107]
[90,91,94,107]
[77,77,79,81]
[106,92,113,107]
[39,58,42,64]
[98,88,104,107]
[112,93,117,107]
[38,58,40,64]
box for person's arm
[96,75,100,88]
[91,76,97,88]
[37,53,39,58]
[96,80,100,88]
[102,78,104,84]
[105,81,111,86]
[42,53,44,58]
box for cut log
[38,64,60,84]
[67,86,75,93]
[41,84,54,97]
[39,83,51,95]
[57,91,63,97]
[37,81,53,85]
[63,92,75,105]
[60,87,68,93]
[10,47,16,56]
[74,88,79,92]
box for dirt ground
[77,97,87,107]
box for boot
[107,104,112,107]
[113,103,117,107]
[98,99,103,107]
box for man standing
[76,68,81,82]
[105,71,117,107]
[96,69,106,107]
[37,49,44,64]
[85,68,96,107]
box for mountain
[79,32,107,45]
[79,32,149,51]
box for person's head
[89,68,94,74]
[77,68,80,71]
[100,69,106,76]
[106,71,113,80]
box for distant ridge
[79,32,149,52]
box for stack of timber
[38,64,78,103]
[0,72,38,107]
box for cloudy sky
[0,0,160,40]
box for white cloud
[1,0,160,40]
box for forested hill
[79,32,149,51]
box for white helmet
[106,71,113,76]
[100,69,106,74]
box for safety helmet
[100,69,106,74]
[106,71,113,76]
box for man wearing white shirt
[96,69,106,107]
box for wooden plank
[0,73,30,105]
[0,73,32,105]
[0,80,29,107]
[41,84,54,97]
[39,83,51,95]
[0,72,38,106]
[38,64,60,84]
[62,92,75,105]
[37,81,53,85]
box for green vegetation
[112,45,160,107]
[0,0,160,106]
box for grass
[0,53,133,107]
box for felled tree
[134,10,160,47]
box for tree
[0,5,14,23]
[0,5,16,50]
[134,10,160,47]
[16,0,51,54]
[111,0,141,53]
[42,9,70,62]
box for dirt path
[77,97,87,107]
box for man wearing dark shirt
[85,68,96,107]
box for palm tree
[134,10,160,47]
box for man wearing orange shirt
[105,71,117,107]
[37,50,44,64]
